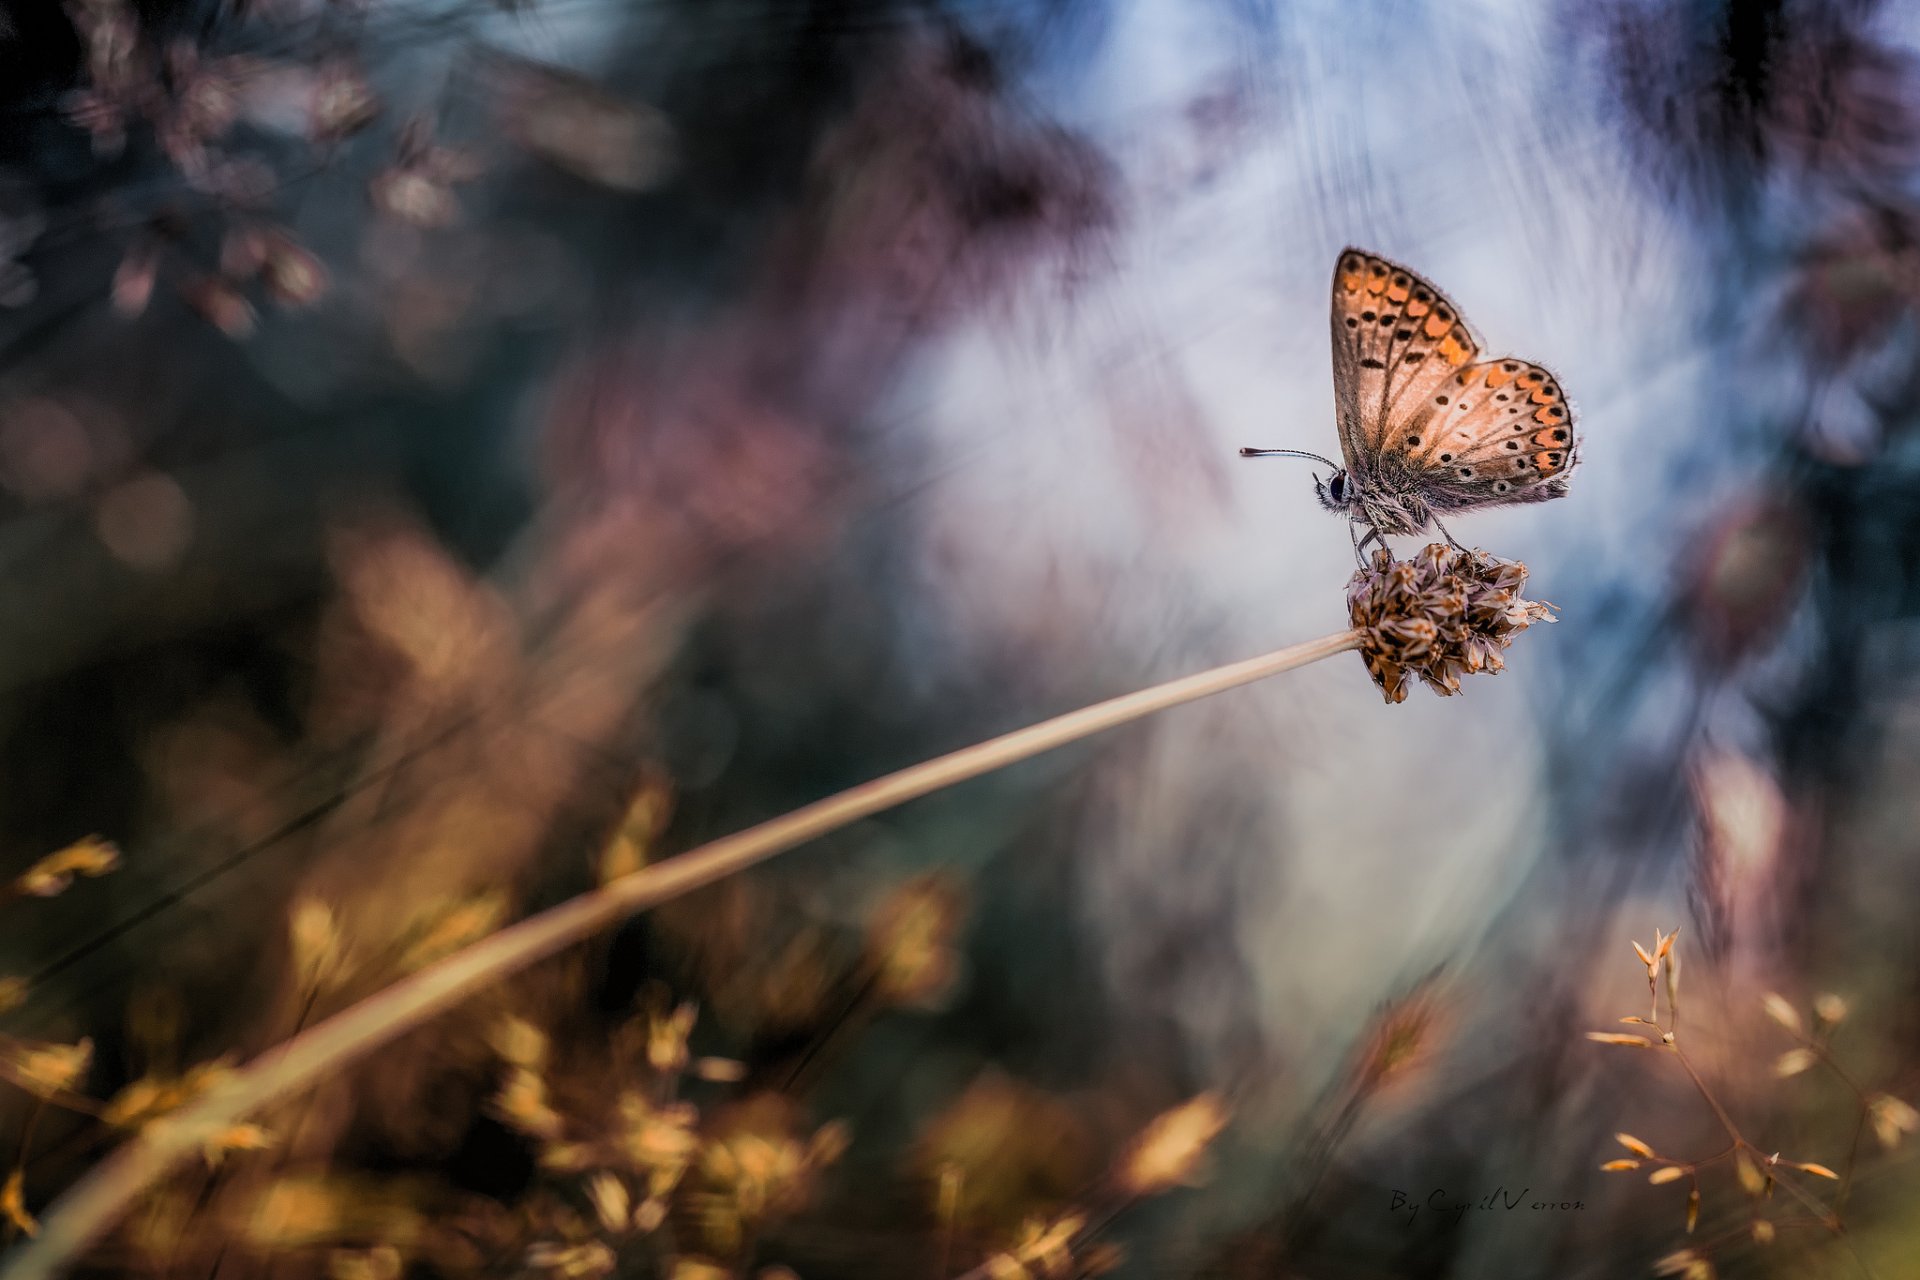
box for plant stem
[0,628,1362,1280]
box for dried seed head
[1813,992,1848,1026]
[1347,545,1556,703]
[867,873,966,1008]
[1761,993,1803,1035]
[1113,1093,1230,1197]
[1648,1166,1686,1185]
[1869,1094,1920,1149]
[1585,1032,1654,1048]
[2,1168,36,1238]
[1734,1150,1766,1197]
[1616,1133,1657,1158]
[1774,1048,1816,1077]
[16,835,120,897]
[2,1037,93,1098]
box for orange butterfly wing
[1330,248,1577,513]
[1399,358,1577,510]
[1329,248,1483,478]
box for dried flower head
[15,835,120,897]
[2,1168,35,1239]
[866,873,965,1008]
[1869,1094,1920,1149]
[1113,1094,1229,1197]
[1,1037,93,1098]
[1347,545,1556,703]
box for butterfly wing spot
[1346,317,1360,328]
[1494,481,1510,492]
[1435,395,1449,405]
[1360,358,1386,369]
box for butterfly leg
[1351,521,1382,566]
[1430,514,1469,553]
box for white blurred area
[890,0,1727,1092]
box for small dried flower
[1793,1161,1839,1179]
[1813,993,1848,1026]
[1752,1218,1776,1245]
[2,1037,93,1097]
[1004,1214,1083,1279]
[1585,1032,1654,1048]
[310,64,379,141]
[492,1068,563,1140]
[646,1001,696,1074]
[1616,1133,1657,1158]
[1686,1186,1700,1233]
[203,1122,273,1166]
[597,774,673,883]
[867,874,965,1007]
[16,835,120,896]
[1868,1094,1920,1149]
[111,241,159,318]
[328,1246,403,1280]
[2,1168,35,1238]
[693,1056,747,1083]
[1653,1249,1704,1277]
[1600,1159,1641,1172]
[1774,1048,1816,1077]
[491,1016,550,1071]
[1761,992,1802,1035]
[181,277,256,338]
[1114,1094,1229,1196]
[666,1260,730,1280]
[526,1240,617,1278]
[1347,545,1556,703]
[1734,1150,1766,1197]
[585,1172,630,1234]
[289,898,341,980]
[1649,1166,1686,1185]
[260,233,328,306]
[399,893,506,970]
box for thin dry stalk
[2,629,1361,1280]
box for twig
[0,629,1362,1280]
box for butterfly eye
[1327,474,1345,502]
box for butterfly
[1242,248,1577,560]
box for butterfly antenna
[1239,447,1341,467]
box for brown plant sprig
[1584,929,1892,1279]
[1,838,124,1245]
[5,546,1560,1277]
[949,1093,1230,1280]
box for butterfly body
[1247,248,1578,554]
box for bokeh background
[2,0,1919,1276]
